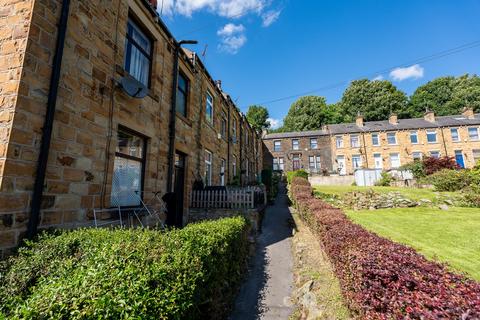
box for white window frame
[292,139,299,150]
[430,151,440,159]
[273,140,281,152]
[206,92,214,124]
[412,151,423,161]
[450,128,460,142]
[468,127,479,141]
[371,133,380,146]
[387,132,397,145]
[426,130,438,143]
[310,138,318,149]
[410,131,419,144]
[350,135,360,148]
[335,136,344,148]
[220,158,226,186]
[352,154,362,170]
[232,156,237,177]
[204,150,212,186]
[390,153,401,168]
[373,153,383,169]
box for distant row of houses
[263,108,480,175]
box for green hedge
[286,170,308,184]
[0,217,249,320]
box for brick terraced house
[263,108,480,175]
[0,0,262,256]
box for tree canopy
[339,79,408,121]
[282,96,342,132]
[246,105,270,132]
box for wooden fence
[190,186,266,209]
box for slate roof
[263,113,480,139]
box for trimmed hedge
[290,178,480,319]
[286,169,308,184]
[0,217,249,319]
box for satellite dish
[119,75,149,99]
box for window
[273,157,284,171]
[220,111,227,138]
[176,73,188,116]
[220,158,226,186]
[310,138,318,149]
[352,155,362,169]
[450,128,460,142]
[245,130,249,146]
[232,156,237,176]
[410,131,419,144]
[371,133,380,146]
[336,136,344,148]
[292,154,301,170]
[273,140,281,152]
[430,151,440,159]
[309,156,321,171]
[468,127,479,140]
[124,18,152,87]
[111,128,146,207]
[412,152,423,161]
[232,118,237,140]
[204,150,212,186]
[206,92,213,124]
[350,135,360,148]
[373,153,383,169]
[390,153,401,168]
[292,139,299,150]
[387,132,397,145]
[336,155,346,175]
[426,130,437,143]
[473,149,480,165]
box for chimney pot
[462,107,475,120]
[389,113,398,125]
[424,110,435,123]
[215,80,222,90]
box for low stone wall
[309,175,354,186]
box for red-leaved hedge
[290,177,480,319]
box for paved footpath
[230,184,294,320]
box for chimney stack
[389,113,398,125]
[462,107,475,120]
[356,113,364,127]
[215,80,222,91]
[424,109,435,123]
[149,0,158,9]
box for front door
[292,154,301,170]
[337,156,346,175]
[455,150,465,168]
[173,152,186,228]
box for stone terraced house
[263,109,480,175]
[0,0,263,256]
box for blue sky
[160,0,480,128]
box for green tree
[339,79,408,121]
[246,105,270,132]
[408,74,480,117]
[282,96,342,132]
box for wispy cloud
[160,0,266,18]
[217,23,247,54]
[261,9,282,27]
[390,64,424,81]
[372,75,384,81]
[267,117,283,129]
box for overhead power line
[248,39,480,107]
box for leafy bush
[400,160,426,179]
[286,170,308,184]
[425,169,472,191]
[0,217,248,319]
[374,172,394,186]
[423,156,459,175]
[290,178,480,319]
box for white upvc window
[371,133,380,146]
[273,140,281,152]
[426,130,438,143]
[390,153,401,168]
[430,151,440,159]
[352,154,362,169]
[468,127,479,141]
[387,132,397,145]
[273,157,284,171]
[206,92,213,124]
[373,153,383,169]
[308,155,321,170]
[412,152,423,161]
[335,136,344,148]
[292,139,299,150]
[310,138,318,149]
[473,149,480,164]
[204,150,212,186]
[450,128,460,142]
[410,131,419,144]
[350,135,360,148]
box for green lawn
[315,185,454,202]
[346,207,480,281]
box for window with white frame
[468,127,479,140]
[412,152,423,161]
[373,153,383,169]
[410,131,419,144]
[387,132,397,145]
[473,149,480,165]
[308,156,321,170]
[426,130,437,143]
[205,92,213,124]
[220,111,227,138]
[352,155,362,169]
[124,18,152,87]
[232,156,237,177]
[350,135,360,148]
[111,128,146,207]
[371,133,380,146]
[292,139,299,150]
[310,138,318,149]
[336,136,344,148]
[204,150,212,186]
[273,157,284,171]
[450,128,460,142]
[430,151,440,159]
[273,140,281,152]
[390,153,401,168]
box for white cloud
[217,23,247,54]
[261,9,281,27]
[389,64,424,81]
[372,75,383,81]
[160,0,266,18]
[267,118,283,129]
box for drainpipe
[27,0,71,239]
[227,102,231,183]
[440,127,448,157]
[239,117,243,186]
[361,130,369,168]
